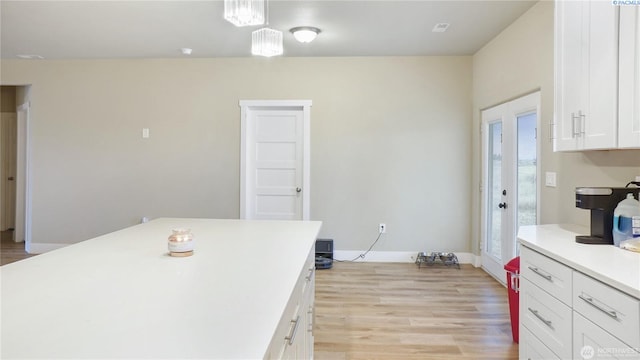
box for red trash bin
[504,256,520,343]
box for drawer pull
[528,266,552,281]
[285,315,301,345]
[528,307,553,327]
[578,294,618,319]
[306,267,314,281]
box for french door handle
[296,187,302,193]
[498,202,507,209]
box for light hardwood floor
[0,230,35,266]
[314,262,518,360]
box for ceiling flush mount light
[290,27,321,43]
[252,27,283,57]
[224,0,264,27]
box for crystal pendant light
[250,0,282,57]
[224,0,264,27]
[252,27,283,57]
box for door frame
[480,91,541,282]
[16,102,32,247]
[239,100,312,220]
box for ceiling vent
[432,23,450,33]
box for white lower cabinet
[520,278,572,359]
[574,312,640,360]
[520,326,560,360]
[267,247,315,360]
[520,245,640,360]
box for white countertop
[0,218,322,359]
[518,224,640,299]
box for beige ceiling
[1,0,538,59]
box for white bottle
[612,193,640,247]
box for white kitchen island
[0,218,322,359]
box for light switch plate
[142,128,149,138]
[545,172,557,187]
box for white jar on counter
[168,229,194,257]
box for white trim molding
[26,242,68,254]
[333,250,479,266]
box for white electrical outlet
[636,176,640,182]
[379,223,386,234]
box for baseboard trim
[333,250,479,266]
[26,242,68,254]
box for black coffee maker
[575,186,640,244]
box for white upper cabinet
[554,0,620,151]
[619,6,640,148]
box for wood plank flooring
[314,262,518,360]
[1,230,35,266]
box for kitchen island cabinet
[0,218,322,359]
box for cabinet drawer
[573,271,640,349]
[519,326,561,360]
[521,246,573,305]
[521,278,572,359]
[574,311,640,360]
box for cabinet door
[520,278,573,359]
[520,326,561,360]
[554,0,619,151]
[554,0,586,151]
[584,1,619,150]
[574,311,640,360]
[619,6,640,148]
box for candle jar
[168,228,194,257]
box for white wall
[1,57,473,254]
[472,1,640,255]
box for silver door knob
[296,187,302,193]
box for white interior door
[240,100,311,220]
[1,112,17,232]
[481,92,540,282]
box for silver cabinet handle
[528,307,553,328]
[527,266,552,281]
[571,112,578,137]
[285,315,301,345]
[579,111,586,135]
[578,294,618,319]
[308,306,314,333]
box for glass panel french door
[481,92,540,282]
[487,122,503,261]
